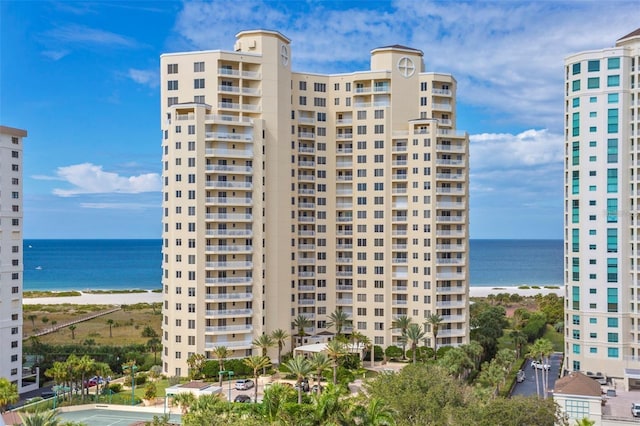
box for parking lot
[510,352,563,398]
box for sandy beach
[22,286,563,305]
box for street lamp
[122,363,138,406]
[218,370,234,403]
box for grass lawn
[26,304,162,346]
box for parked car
[41,391,55,399]
[83,379,98,388]
[235,379,254,390]
[531,360,550,370]
[311,384,323,393]
[234,394,252,403]
[631,403,640,417]
[516,370,526,383]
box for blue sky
[1,1,637,239]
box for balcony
[436,215,466,223]
[435,230,465,237]
[392,299,408,306]
[298,161,316,168]
[298,244,316,250]
[336,175,353,181]
[336,271,352,277]
[205,261,253,270]
[392,257,408,264]
[205,132,253,142]
[336,161,353,168]
[205,309,253,317]
[205,213,253,221]
[436,144,464,153]
[299,258,316,265]
[205,181,253,190]
[435,258,465,265]
[435,300,466,308]
[336,285,353,291]
[432,88,452,96]
[336,298,353,305]
[436,286,466,294]
[392,160,407,166]
[298,116,315,124]
[436,244,466,251]
[298,230,315,236]
[336,244,353,250]
[436,272,466,280]
[437,329,466,338]
[392,174,407,181]
[336,119,352,125]
[206,245,253,253]
[205,292,253,301]
[205,340,253,349]
[336,134,353,140]
[206,197,253,206]
[392,286,408,292]
[298,175,316,183]
[441,314,466,322]
[206,164,253,174]
[392,229,407,236]
[432,103,452,111]
[298,202,316,209]
[206,229,252,237]
[435,159,465,167]
[205,114,254,125]
[298,146,316,154]
[336,257,353,264]
[205,324,253,334]
[435,173,464,180]
[205,149,253,158]
[205,276,252,284]
[298,132,316,139]
[298,299,315,305]
[298,285,316,292]
[336,203,353,209]
[298,188,316,195]
[392,145,407,152]
[391,216,407,222]
[436,202,466,209]
[435,187,465,195]
[336,148,353,154]
[392,244,407,250]
[217,68,261,79]
[298,216,316,223]
[336,216,353,222]
[298,271,315,278]
[336,229,353,236]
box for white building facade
[0,125,26,388]
[160,30,469,376]
[564,29,640,379]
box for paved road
[510,352,563,398]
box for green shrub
[144,382,157,400]
[384,345,403,360]
[108,383,122,393]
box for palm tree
[27,314,37,331]
[77,355,95,400]
[526,342,543,398]
[425,313,443,359]
[147,337,162,364]
[438,347,473,380]
[283,355,313,404]
[19,409,62,426]
[310,383,351,425]
[309,352,331,394]
[211,346,230,387]
[93,362,112,398]
[350,330,365,357]
[68,324,76,340]
[574,418,596,426]
[462,340,484,370]
[391,315,412,360]
[271,328,289,365]
[510,330,527,359]
[253,334,275,374]
[327,309,351,336]
[536,338,554,400]
[325,339,347,384]
[353,397,396,426]
[243,355,271,402]
[0,377,19,412]
[186,353,206,380]
[359,334,374,367]
[293,314,312,347]
[106,319,114,338]
[405,323,426,363]
[172,392,195,414]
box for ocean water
[22,239,563,291]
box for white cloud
[128,68,159,88]
[47,163,161,197]
[470,129,564,170]
[42,49,70,60]
[80,202,158,210]
[44,24,141,48]
[170,1,638,132]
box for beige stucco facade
[0,125,26,387]
[563,29,640,379]
[160,30,469,377]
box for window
[168,63,178,74]
[608,93,618,103]
[607,287,618,311]
[587,60,600,72]
[572,98,580,107]
[357,125,366,135]
[299,81,307,90]
[587,77,599,89]
[194,61,205,72]
[299,96,306,105]
[374,110,384,119]
[194,78,205,89]
[374,124,384,134]
[607,317,618,328]
[607,75,620,87]
[607,109,618,133]
[572,63,581,75]
[572,80,580,91]
[313,97,326,107]
[607,169,618,193]
[420,81,427,91]
[168,80,178,90]
[607,138,618,163]
[607,348,619,358]
[167,96,177,106]
[194,95,205,103]
[607,57,620,69]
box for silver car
[235,379,254,390]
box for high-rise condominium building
[160,30,469,376]
[0,125,26,388]
[564,28,640,380]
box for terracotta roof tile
[618,28,640,41]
